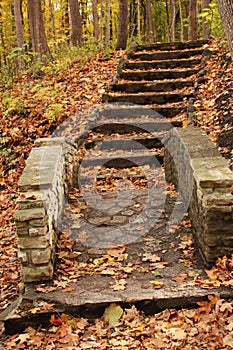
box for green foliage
[0,145,12,157]
[45,103,62,123]
[31,84,59,101]
[7,42,36,65]
[1,95,28,117]
[198,0,224,37]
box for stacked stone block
[14,137,79,282]
[164,126,233,264]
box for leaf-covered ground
[1,39,233,348]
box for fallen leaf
[50,315,63,326]
[104,303,123,326]
[150,280,164,288]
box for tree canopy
[0,0,230,77]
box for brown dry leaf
[142,253,161,262]
[153,261,168,269]
[110,279,127,291]
[172,274,187,283]
[106,245,127,258]
[61,286,75,292]
[50,314,63,326]
[167,327,187,341]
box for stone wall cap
[190,157,233,188]
[35,137,77,149]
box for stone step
[125,58,202,70]
[128,48,204,61]
[109,80,194,93]
[80,150,164,168]
[128,40,208,55]
[85,134,165,150]
[93,119,182,134]
[119,68,198,81]
[102,91,193,105]
[99,105,186,119]
[76,165,162,184]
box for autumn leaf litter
[1,40,233,348]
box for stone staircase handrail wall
[164,126,233,264]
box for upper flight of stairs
[102,39,209,121]
[60,40,210,264]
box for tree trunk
[137,0,141,40]
[62,0,70,40]
[218,0,233,59]
[68,0,82,46]
[202,0,211,39]
[116,0,128,49]
[0,0,7,66]
[27,0,52,62]
[105,0,110,48]
[49,0,56,43]
[178,0,184,41]
[146,0,155,43]
[13,0,24,66]
[92,0,99,41]
[14,0,24,48]
[188,0,198,40]
[170,0,176,41]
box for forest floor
[0,38,233,349]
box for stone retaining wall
[14,137,78,282]
[14,111,100,282]
[164,126,233,264]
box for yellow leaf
[150,280,164,288]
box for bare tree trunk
[49,0,56,43]
[178,0,184,41]
[116,0,128,49]
[188,0,198,40]
[202,0,211,39]
[13,0,25,66]
[27,0,52,62]
[146,0,155,43]
[14,0,24,48]
[170,0,176,41]
[218,0,233,59]
[92,0,99,41]
[68,0,82,46]
[0,0,6,66]
[137,0,141,40]
[62,0,70,40]
[105,0,110,48]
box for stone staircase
[102,39,209,118]
[60,40,210,250]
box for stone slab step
[76,166,163,186]
[93,119,182,134]
[99,105,186,119]
[102,91,194,105]
[119,68,198,81]
[125,58,202,70]
[128,49,204,61]
[4,278,231,334]
[85,134,165,150]
[79,171,154,183]
[128,40,208,54]
[109,80,194,93]
[80,150,163,168]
